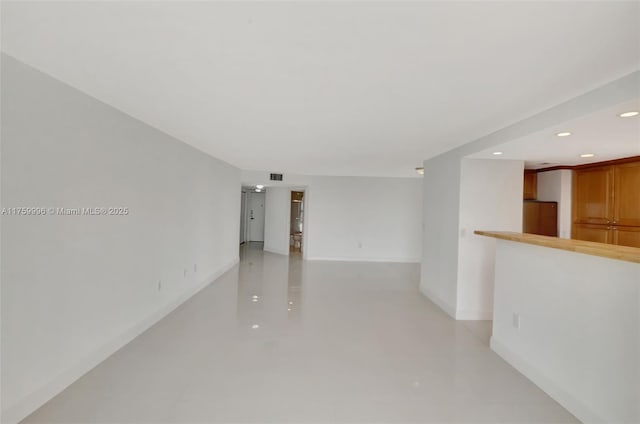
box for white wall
[1,55,241,424]
[419,155,461,316]
[491,240,640,423]
[242,171,423,263]
[456,159,524,320]
[420,71,639,319]
[537,169,573,239]
[306,177,422,262]
[264,187,292,256]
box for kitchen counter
[474,230,640,263]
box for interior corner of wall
[419,283,457,319]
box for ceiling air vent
[270,173,283,181]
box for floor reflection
[286,252,303,319]
[22,242,577,424]
[237,242,304,331]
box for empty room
[1,1,639,423]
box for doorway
[247,191,266,242]
[290,191,304,254]
[239,188,265,245]
[239,190,248,244]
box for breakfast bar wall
[476,231,640,423]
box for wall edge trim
[455,310,493,320]
[418,285,457,319]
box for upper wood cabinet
[613,161,640,227]
[573,166,614,225]
[572,158,640,248]
[523,171,537,200]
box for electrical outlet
[194,263,197,272]
[157,280,162,291]
[512,313,520,329]
[183,269,187,278]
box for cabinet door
[573,166,614,225]
[613,162,640,227]
[612,226,640,248]
[573,224,611,244]
[538,202,558,237]
[523,172,537,200]
[522,202,540,234]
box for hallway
[23,244,576,423]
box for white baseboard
[307,256,421,263]
[455,310,493,320]
[490,336,603,423]
[263,247,290,256]
[419,285,457,319]
[419,287,492,321]
[1,257,239,424]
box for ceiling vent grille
[270,173,283,181]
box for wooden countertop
[474,231,640,264]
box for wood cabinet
[613,226,640,248]
[573,224,640,248]
[523,171,537,200]
[573,166,613,225]
[573,223,613,244]
[613,161,640,227]
[573,159,640,247]
[523,201,557,236]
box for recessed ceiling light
[492,151,503,155]
[580,153,595,158]
[415,167,424,175]
[251,324,260,329]
[251,298,258,303]
[255,189,262,192]
[556,132,572,137]
[256,185,264,189]
[619,111,639,118]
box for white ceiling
[2,1,639,177]
[469,99,640,168]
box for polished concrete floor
[23,243,577,423]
